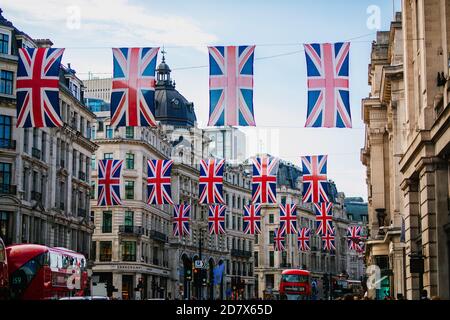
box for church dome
[154,54,197,127]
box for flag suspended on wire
[347,225,364,251]
[97,159,123,206]
[208,45,256,126]
[314,202,333,235]
[274,227,286,251]
[279,204,298,234]
[251,156,279,204]
[208,205,226,235]
[243,204,262,235]
[301,155,329,203]
[297,227,311,251]
[147,159,174,205]
[199,158,225,204]
[16,47,65,128]
[110,47,159,127]
[172,204,191,238]
[304,42,351,128]
[322,227,336,251]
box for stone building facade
[0,10,97,259]
[362,3,450,300]
[253,160,357,299]
[88,56,254,300]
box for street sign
[194,260,204,268]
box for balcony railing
[78,171,86,181]
[32,147,41,160]
[230,249,252,258]
[0,138,16,150]
[99,254,112,262]
[0,184,17,195]
[31,191,42,201]
[119,225,143,236]
[150,230,168,243]
[122,254,136,262]
[280,262,292,268]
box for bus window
[281,274,309,283]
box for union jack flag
[251,156,279,204]
[97,159,123,206]
[274,227,285,251]
[347,226,365,251]
[208,46,256,126]
[208,205,226,235]
[16,47,64,128]
[297,227,311,251]
[304,42,351,128]
[147,159,174,205]
[173,204,191,238]
[199,158,225,204]
[279,204,298,234]
[301,155,329,203]
[110,47,159,127]
[322,227,336,251]
[314,202,333,235]
[243,204,262,235]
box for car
[59,296,110,300]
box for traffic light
[193,268,200,286]
[200,269,207,286]
[184,267,192,281]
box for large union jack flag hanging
[208,46,256,126]
[199,158,225,204]
[208,205,226,235]
[314,202,333,235]
[16,47,64,128]
[297,227,311,251]
[322,227,336,251]
[279,204,298,234]
[347,225,365,251]
[97,159,123,206]
[274,227,285,251]
[301,155,329,203]
[243,204,262,235]
[147,159,174,205]
[304,42,351,128]
[251,156,279,204]
[173,204,191,238]
[110,47,159,127]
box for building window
[122,241,136,261]
[91,155,96,170]
[0,33,9,54]
[125,153,135,170]
[269,251,274,267]
[99,241,112,261]
[102,211,112,233]
[0,115,12,148]
[103,153,113,160]
[269,214,274,224]
[269,230,274,244]
[90,182,95,199]
[0,211,10,243]
[106,125,113,139]
[125,181,134,199]
[125,126,134,139]
[90,125,96,139]
[124,211,134,227]
[254,251,258,268]
[0,162,12,193]
[0,70,13,95]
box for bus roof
[281,269,310,275]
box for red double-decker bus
[6,244,88,300]
[0,238,8,299]
[279,269,311,300]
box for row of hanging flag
[97,155,364,251]
[15,42,351,129]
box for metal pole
[198,228,203,299]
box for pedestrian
[420,290,429,300]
